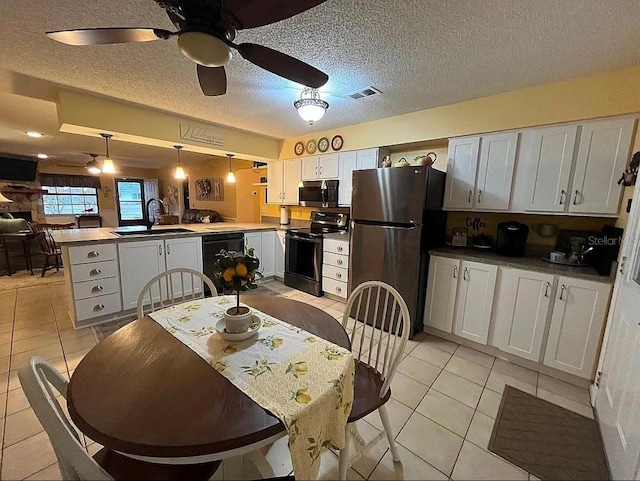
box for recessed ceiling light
[37,153,49,159]
[26,131,44,138]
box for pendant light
[226,153,236,183]
[294,88,328,125]
[85,153,101,175]
[173,145,186,180]
[0,192,13,203]
[99,133,116,174]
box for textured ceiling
[1,0,640,165]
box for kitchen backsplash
[446,212,616,246]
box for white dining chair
[338,281,410,480]
[136,268,218,318]
[19,356,223,481]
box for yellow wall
[186,157,255,219]
[235,169,262,222]
[280,64,640,157]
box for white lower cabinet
[245,231,276,278]
[323,238,349,299]
[453,261,498,344]
[543,276,612,378]
[275,231,286,279]
[424,256,460,332]
[491,268,554,362]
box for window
[42,186,99,215]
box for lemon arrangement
[213,248,261,333]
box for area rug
[0,270,65,290]
[92,282,284,342]
[488,385,609,480]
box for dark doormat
[488,385,610,481]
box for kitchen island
[52,222,296,328]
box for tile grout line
[0,288,18,478]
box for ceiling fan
[46,0,329,96]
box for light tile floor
[0,278,594,480]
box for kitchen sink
[111,228,195,237]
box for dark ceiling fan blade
[46,28,173,46]
[197,64,227,96]
[223,0,328,29]
[236,43,328,88]
[165,8,185,30]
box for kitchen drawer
[323,239,350,256]
[75,292,122,321]
[71,260,119,283]
[322,264,348,283]
[323,277,348,299]
[73,276,120,301]
[323,251,349,269]
[68,243,117,265]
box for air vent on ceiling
[346,86,382,100]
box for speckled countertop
[52,222,298,246]
[431,246,615,284]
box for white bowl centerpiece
[213,248,261,334]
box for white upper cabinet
[543,276,611,378]
[268,159,301,205]
[474,132,518,210]
[491,268,554,362]
[355,149,379,170]
[301,154,339,180]
[424,255,460,333]
[338,151,357,206]
[453,260,497,345]
[513,124,578,213]
[569,117,636,215]
[444,136,480,210]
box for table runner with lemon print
[149,295,355,480]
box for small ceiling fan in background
[46,0,329,96]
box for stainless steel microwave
[298,180,339,208]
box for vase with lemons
[213,248,261,333]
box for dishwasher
[202,232,245,294]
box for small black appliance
[496,221,529,257]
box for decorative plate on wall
[294,141,305,156]
[331,134,344,151]
[317,137,330,153]
[305,139,317,155]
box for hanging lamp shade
[0,192,13,203]
[99,133,117,174]
[173,145,186,180]
[226,153,236,183]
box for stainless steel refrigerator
[349,166,446,337]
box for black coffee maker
[496,222,529,257]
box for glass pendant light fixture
[173,145,187,180]
[85,153,102,175]
[294,88,329,125]
[99,133,117,174]
[226,153,236,183]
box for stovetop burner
[287,211,349,239]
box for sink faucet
[145,198,165,230]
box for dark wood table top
[68,295,350,458]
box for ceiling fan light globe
[86,165,102,175]
[101,157,116,174]
[178,32,231,67]
[295,103,327,125]
[174,165,187,180]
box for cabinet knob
[337,246,343,252]
[89,268,101,276]
[91,285,103,293]
[337,259,343,265]
[336,272,342,279]
[88,251,100,258]
[93,304,105,312]
[336,286,342,293]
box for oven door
[284,234,323,296]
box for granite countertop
[52,222,295,246]
[430,246,615,284]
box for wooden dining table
[67,295,352,463]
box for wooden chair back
[30,223,59,255]
[18,357,112,480]
[342,281,410,397]
[136,268,218,319]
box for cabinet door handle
[559,190,566,205]
[336,286,342,293]
[159,245,163,256]
[544,282,550,297]
[336,272,342,279]
[463,267,469,281]
[87,251,100,258]
[315,166,318,176]
[319,165,323,175]
[620,256,627,274]
[468,190,472,203]
[477,190,482,203]
[89,268,101,276]
[91,285,103,293]
[167,245,171,255]
[337,258,343,266]
[573,190,580,205]
[559,284,566,300]
[453,265,458,278]
[337,245,343,252]
[93,304,105,312]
